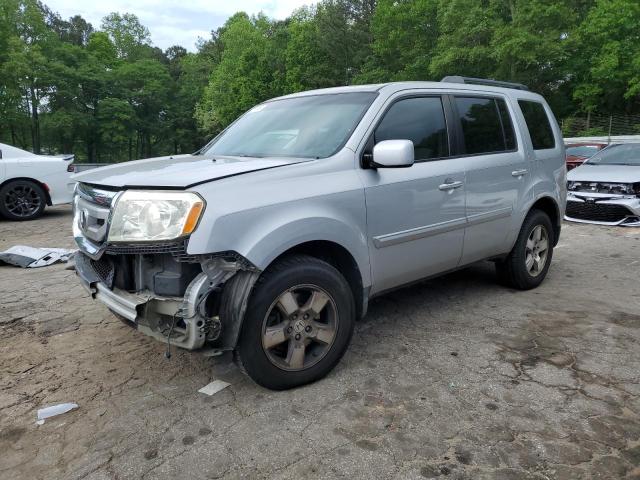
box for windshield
[585,143,640,166]
[566,145,600,158]
[201,92,377,159]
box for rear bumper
[565,194,640,226]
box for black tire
[236,254,355,390]
[496,209,554,290]
[0,180,46,221]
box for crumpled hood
[71,154,306,188]
[567,164,640,183]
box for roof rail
[441,76,529,91]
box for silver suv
[72,77,566,390]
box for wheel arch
[529,196,561,245]
[0,177,52,206]
[217,239,367,353]
[267,240,366,321]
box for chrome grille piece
[74,183,122,259]
[76,196,110,243]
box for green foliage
[196,13,287,132]
[572,0,640,113]
[356,0,439,83]
[101,12,151,59]
[0,0,638,162]
[287,1,374,89]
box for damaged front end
[73,183,260,353]
[75,247,260,353]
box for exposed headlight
[108,191,205,242]
[567,181,638,196]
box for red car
[565,142,607,170]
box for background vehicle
[564,142,607,170]
[72,77,566,389]
[0,143,75,220]
[566,143,640,226]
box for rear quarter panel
[505,91,566,248]
[4,156,74,204]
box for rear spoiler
[51,153,75,161]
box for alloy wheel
[4,184,42,218]
[525,224,549,277]
[261,284,338,371]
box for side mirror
[371,140,414,168]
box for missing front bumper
[74,251,209,350]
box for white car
[0,143,75,220]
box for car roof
[271,81,546,102]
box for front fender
[188,192,371,289]
[244,215,370,285]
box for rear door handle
[512,169,528,177]
[438,180,463,191]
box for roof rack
[441,76,529,91]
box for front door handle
[512,169,528,177]
[438,180,463,191]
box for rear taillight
[67,163,75,173]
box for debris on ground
[36,403,79,424]
[198,380,230,396]
[0,245,76,268]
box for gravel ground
[1,205,639,480]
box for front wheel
[0,180,46,221]
[236,254,355,390]
[496,209,554,290]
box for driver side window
[375,97,449,161]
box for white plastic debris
[0,246,76,268]
[36,403,78,424]
[198,380,230,396]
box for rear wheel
[236,254,355,390]
[496,209,554,290]
[0,180,46,221]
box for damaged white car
[72,79,565,389]
[566,143,640,226]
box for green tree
[572,0,640,113]
[286,1,375,89]
[196,13,286,132]
[0,0,58,153]
[357,0,439,82]
[101,12,151,60]
[114,59,172,157]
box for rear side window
[375,97,449,161]
[518,100,555,150]
[454,96,516,155]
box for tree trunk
[29,84,41,154]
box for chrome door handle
[438,180,463,191]
[512,169,528,177]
